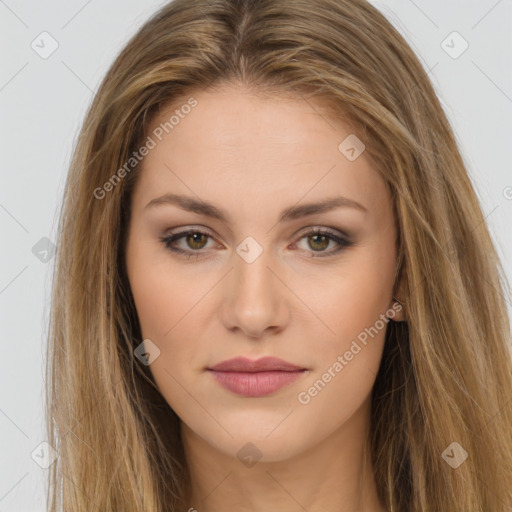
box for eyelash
[159,228,353,259]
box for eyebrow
[144,193,367,222]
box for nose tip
[219,251,290,339]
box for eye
[292,228,353,258]
[160,227,353,259]
[160,229,217,259]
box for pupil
[310,234,328,251]
[188,233,206,249]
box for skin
[125,83,406,512]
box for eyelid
[295,225,350,239]
[163,225,215,238]
[160,225,353,258]
[162,224,350,241]
[291,227,353,258]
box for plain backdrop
[0,0,511,510]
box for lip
[209,356,306,373]
[207,357,307,397]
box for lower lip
[208,370,305,397]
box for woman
[46,0,512,510]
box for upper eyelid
[165,225,348,237]
[161,227,353,262]
[164,226,350,247]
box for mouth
[207,356,308,397]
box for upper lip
[208,356,306,373]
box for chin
[184,415,306,464]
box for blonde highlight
[46,1,512,510]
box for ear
[387,276,407,322]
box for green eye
[183,232,209,250]
[160,228,352,259]
[295,229,352,258]
[307,233,330,251]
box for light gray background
[1,1,511,510]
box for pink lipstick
[207,356,307,397]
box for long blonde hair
[46,0,512,510]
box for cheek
[126,254,202,414]
[126,241,211,391]
[129,266,178,339]
[303,248,395,353]
[294,246,395,408]
[292,278,391,447]
[126,236,198,340]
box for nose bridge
[221,235,289,337]
[233,236,273,286]
[237,253,270,291]
[233,236,277,304]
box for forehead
[148,86,349,156]
[133,86,391,221]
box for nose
[219,247,291,339]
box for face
[125,84,402,463]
